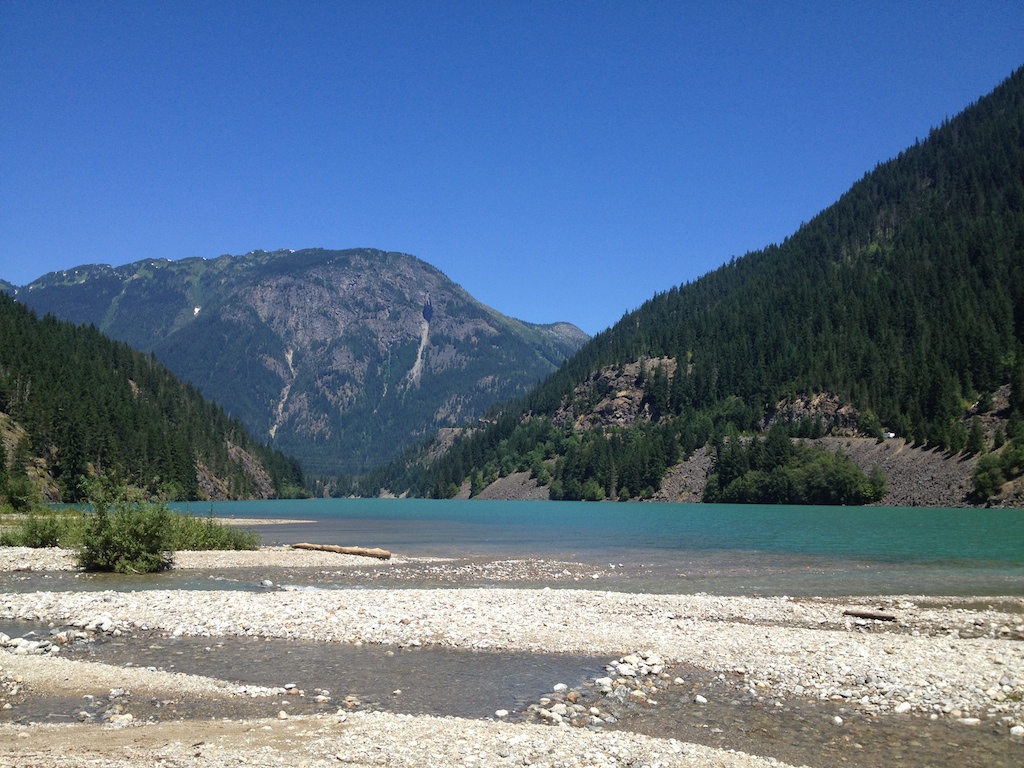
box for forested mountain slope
[0,294,305,504]
[408,67,1024,502]
[10,249,588,475]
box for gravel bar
[2,547,1023,767]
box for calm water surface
[172,498,1024,596]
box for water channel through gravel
[2,619,1020,768]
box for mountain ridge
[9,248,589,476]
[403,66,1024,505]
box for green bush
[15,512,63,547]
[2,485,261,572]
[76,498,174,574]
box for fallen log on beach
[291,542,392,560]
[843,608,897,622]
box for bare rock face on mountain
[553,358,677,431]
[764,393,861,436]
[12,249,588,475]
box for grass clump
[0,508,86,547]
[167,511,261,551]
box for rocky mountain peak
[14,248,588,475]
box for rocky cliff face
[553,358,676,431]
[13,249,588,475]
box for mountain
[408,67,1024,504]
[0,294,305,505]
[9,249,588,476]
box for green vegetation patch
[704,426,888,506]
[76,498,175,574]
[1,489,260,573]
[0,508,87,548]
[972,428,1024,502]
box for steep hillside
[455,437,984,507]
[10,249,588,475]
[0,294,304,504]
[410,67,1024,504]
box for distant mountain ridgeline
[10,249,589,476]
[404,67,1024,503]
[0,294,305,505]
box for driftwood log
[843,608,897,622]
[291,542,392,560]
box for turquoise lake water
[169,499,1024,596]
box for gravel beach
[2,546,1023,767]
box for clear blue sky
[2,2,1022,335]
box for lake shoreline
[2,546,1023,766]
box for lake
[170,498,1024,597]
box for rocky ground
[1,547,1023,767]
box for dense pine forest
[392,67,1024,502]
[0,294,306,505]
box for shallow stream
[2,619,1020,768]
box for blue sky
[2,2,1022,336]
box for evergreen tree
[966,418,986,455]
